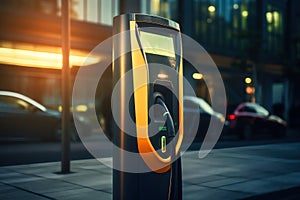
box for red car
[225,102,287,140]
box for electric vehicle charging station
[112,13,184,200]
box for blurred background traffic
[0,0,299,152]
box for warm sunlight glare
[0,47,100,69]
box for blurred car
[225,102,287,139]
[184,96,225,142]
[0,91,79,141]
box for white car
[0,91,79,141]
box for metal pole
[61,0,71,174]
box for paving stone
[45,187,111,199]
[0,188,49,200]
[14,179,82,194]
[183,183,252,200]
[183,175,227,185]
[220,179,295,194]
[201,177,247,187]
[1,142,300,199]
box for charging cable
[155,96,177,200]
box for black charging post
[112,13,184,200]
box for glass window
[265,4,284,56]
[185,97,214,114]
[57,0,119,25]
[141,0,178,21]
[296,19,300,62]
[253,104,269,117]
[0,96,29,110]
[242,105,256,113]
[191,0,256,53]
[241,103,269,117]
[297,42,300,61]
[4,0,119,25]
[1,0,57,15]
[196,98,214,114]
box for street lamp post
[61,0,71,174]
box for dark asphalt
[1,128,300,166]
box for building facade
[0,0,115,108]
[139,0,299,123]
[0,0,299,125]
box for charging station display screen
[139,31,175,58]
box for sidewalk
[1,142,300,200]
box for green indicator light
[161,136,167,153]
[159,126,167,132]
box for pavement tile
[0,171,23,179]
[38,171,87,179]
[14,167,60,175]
[72,160,112,175]
[13,179,83,194]
[1,142,300,199]
[0,168,13,174]
[183,183,252,200]
[53,189,111,200]
[1,176,44,184]
[182,166,237,181]
[60,172,112,192]
[220,179,296,194]
[45,187,112,200]
[0,190,49,200]
[218,169,278,180]
[201,177,247,187]
[0,184,16,193]
[265,172,300,185]
[183,175,227,185]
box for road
[0,141,94,166]
[1,129,300,166]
